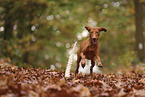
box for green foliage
[0,0,140,71]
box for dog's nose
[93,38,97,40]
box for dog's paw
[81,63,85,68]
[98,63,103,68]
[98,65,103,68]
[81,59,86,68]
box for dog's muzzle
[92,38,97,44]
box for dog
[75,26,107,75]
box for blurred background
[0,0,144,73]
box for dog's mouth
[92,38,97,44]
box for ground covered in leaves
[0,61,145,97]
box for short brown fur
[75,26,107,75]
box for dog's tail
[65,41,77,78]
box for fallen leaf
[133,89,145,96]
[73,84,90,97]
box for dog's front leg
[95,45,103,67]
[96,56,103,67]
[80,53,85,68]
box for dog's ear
[85,26,91,31]
[98,27,107,32]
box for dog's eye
[96,32,98,33]
[91,32,93,33]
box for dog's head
[85,26,107,44]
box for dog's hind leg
[90,58,95,76]
[75,56,81,74]
[80,53,86,68]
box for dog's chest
[84,46,97,59]
[87,45,96,51]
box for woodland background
[0,0,145,72]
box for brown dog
[75,26,107,75]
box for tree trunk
[3,4,14,40]
[134,0,145,62]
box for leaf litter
[0,64,145,97]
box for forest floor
[0,59,145,97]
